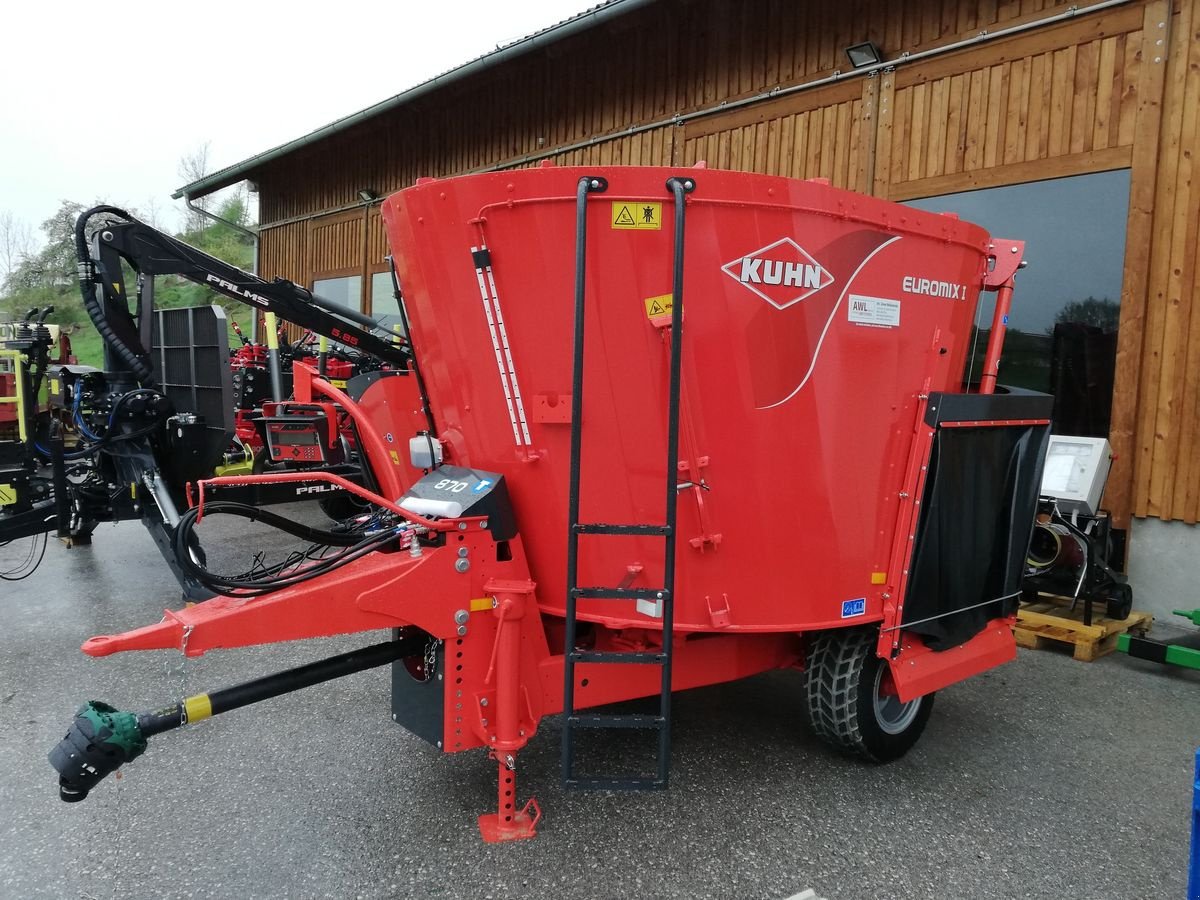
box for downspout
[184,193,261,342]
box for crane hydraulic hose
[74,205,154,385]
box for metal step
[573,523,672,536]
[569,650,665,665]
[568,713,666,729]
[571,587,668,600]
[563,776,668,791]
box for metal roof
[173,0,654,200]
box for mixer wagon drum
[383,164,1051,765]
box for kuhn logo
[721,237,835,310]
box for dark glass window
[906,169,1130,437]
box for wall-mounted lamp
[357,188,379,203]
[844,41,884,69]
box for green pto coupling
[48,701,148,802]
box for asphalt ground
[1,509,1197,900]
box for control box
[256,403,339,466]
[1039,435,1112,515]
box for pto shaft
[49,636,423,801]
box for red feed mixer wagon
[48,164,1050,842]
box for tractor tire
[804,627,934,763]
[1105,583,1133,621]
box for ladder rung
[573,523,671,536]
[564,776,668,791]
[569,650,665,665]
[568,713,665,730]
[571,587,668,600]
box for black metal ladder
[562,174,694,790]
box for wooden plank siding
[252,0,1200,523]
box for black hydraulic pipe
[264,312,285,402]
[386,256,437,437]
[297,284,384,332]
[49,421,70,540]
[74,206,154,384]
[50,637,423,802]
[316,335,329,377]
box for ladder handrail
[561,173,695,790]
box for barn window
[369,269,408,337]
[312,275,364,313]
[906,168,1130,439]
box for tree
[1054,297,1120,333]
[0,200,89,325]
[0,211,33,284]
[0,163,256,364]
[178,142,213,234]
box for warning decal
[643,294,674,319]
[612,202,662,230]
[0,483,14,506]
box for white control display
[1040,435,1112,515]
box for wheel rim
[873,665,922,735]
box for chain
[421,636,439,683]
[164,625,193,712]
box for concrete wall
[1128,517,1200,625]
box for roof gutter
[185,195,258,240]
[172,0,657,201]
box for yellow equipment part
[0,349,29,443]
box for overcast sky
[0,0,597,244]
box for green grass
[67,327,104,369]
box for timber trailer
[48,166,1051,842]
[0,207,415,596]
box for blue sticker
[384,432,394,443]
[473,479,493,493]
[1001,314,1009,324]
[841,597,867,619]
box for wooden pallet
[1014,597,1153,662]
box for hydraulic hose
[170,501,405,596]
[74,205,154,385]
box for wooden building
[177,0,1200,550]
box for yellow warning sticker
[643,294,674,319]
[612,201,662,230]
[0,483,15,506]
[329,379,348,389]
[470,597,495,613]
[389,450,402,465]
